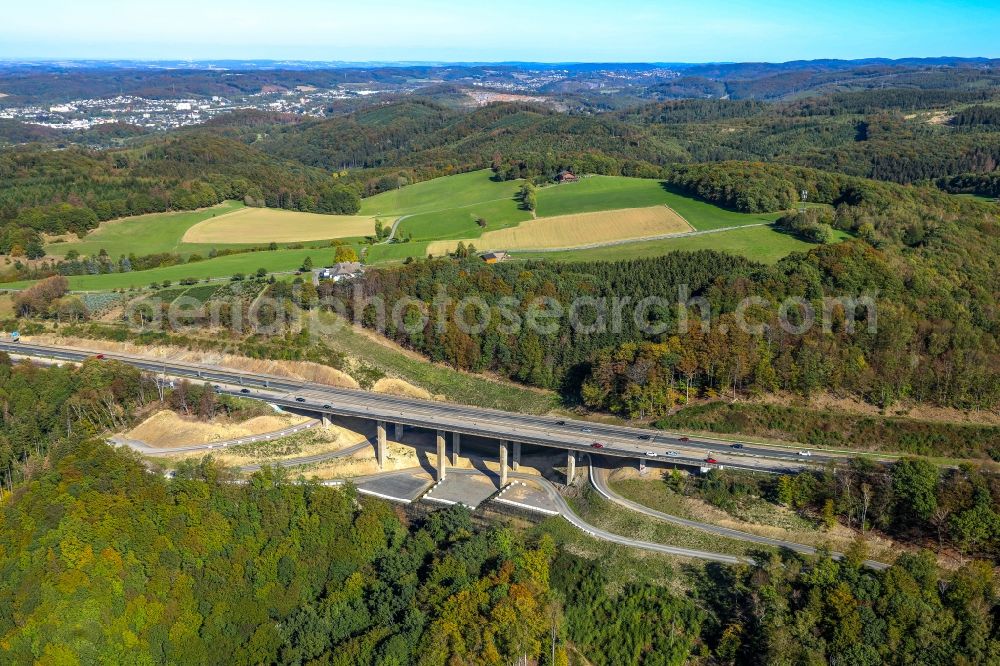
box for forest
[244,85,1000,189]
[0,439,558,665]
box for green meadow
[514,225,851,264]
[359,169,522,216]
[395,198,531,241]
[45,201,247,258]
[534,176,782,230]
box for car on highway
[295,397,307,403]
[638,434,652,441]
[705,456,718,464]
[323,404,332,409]
[240,388,251,394]
[94,354,105,360]
[644,451,658,457]
[730,443,744,449]
[555,420,566,426]
[581,427,593,433]
[679,436,690,442]
[798,450,812,456]
[590,442,604,449]
[666,451,680,457]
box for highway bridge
[2,340,896,569]
[1,341,835,482]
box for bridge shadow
[586,453,621,475]
[469,454,501,487]
[413,446,438,479]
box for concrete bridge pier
[320,413,330,427]
[376,420,387,469]
[436,430,447,481]
[512,442,521,471]
[500,441,510,486]
[452,432,461,466]
[566,450,576,485]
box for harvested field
[426,205,692,254]
[126,410,308,448]
[182,207,383,243]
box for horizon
[3,0,999,62]
[2,55,998,68]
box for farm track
[384,214,411,242]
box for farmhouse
[319,262,365,282]
[481,251,509,264]
[555,170,578,183]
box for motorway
[0,341,831,473]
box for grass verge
[318,316,557,414]
[567,487,771,559]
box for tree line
[0,132,361,257]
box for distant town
[0,63,687,135]
[0,85,395,132]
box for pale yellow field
[182,207,385,243]
[427,205,693,255]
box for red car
[591,442,605,449]
[679,436,690,442]
[94,354,105,360]
[705,457,718,464]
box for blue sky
[2,0,998,62]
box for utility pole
[550,605,558,665]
